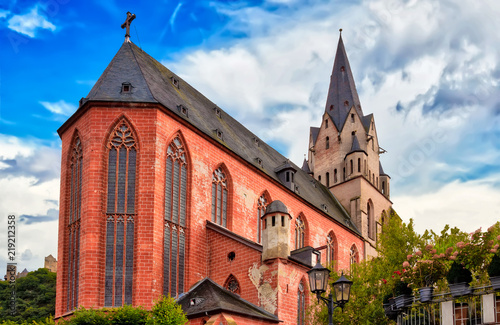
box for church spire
[324,30,363,131]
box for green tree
[147,296,187,325]
[0,268,56,323]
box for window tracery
[211,167,228,227]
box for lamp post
[307,260,353,325]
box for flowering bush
[449,227,500,277]
[402,244,451,289]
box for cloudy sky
[1,0,499,273]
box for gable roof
[324,35,363,131]
[177,278,280,322]
[68,41,360,235]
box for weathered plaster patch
[248,263,278,314]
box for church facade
[55,27,391,324]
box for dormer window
[330,105,334,111]
[121,82,132,93]
[340,66,345,72]
[177,105,188,117]
[256,157,263,168]
[351,113,355,123]
[171,77,179,88]
[344,100,349,107]
[214,107,222,118]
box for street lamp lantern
[307,261,330,294]
[332,273,353,307]
[307,252,352,325]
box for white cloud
[40,100,77,116]
[166,0,500,236]
[7,6,56,38]
[0,134,60,272]
[393,177,500,235]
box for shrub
[447,261,472,284]
[487,254,500,277]
[147,296,187,325]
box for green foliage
[147,296,187,325]
[446,261,472,284]
[0,316,54,325]
[394,281,412,296]
[0,268,56,323]
[488,254,500,277]
[109,304,148,325]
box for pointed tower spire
[324,30,363,130]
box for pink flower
[491,249,497,254]
[450,256,456,260]
[446,247,453,255]
[403,261,410,268]
[425,244,434,251]
[430,249,437,254]
[457,242,465,249]
[407,254,413,260]
[415,250,423,256]
[497,235,500,241]
[495,244,499,249]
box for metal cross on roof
[121,11,136,42]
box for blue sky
[1,0,499,272]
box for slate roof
[345,134,366,158]
[177,278,280,322]
[379,161,389,177]
[324,35,364,131]
[301,158,311,173]
[310,127,320,146]
[75,41,359,234]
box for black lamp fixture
[307,254,353,325]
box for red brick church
[55,17,392,324]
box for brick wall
[56,102,364,324]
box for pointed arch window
[334,169,338,183]
[358,158,361,172]
[224,274,240,294]
[257,195,268,243]
[164,136,188,298]
[367,200,374,240]
[326,233,335,266]
[212,167,228,227]
[326,136,330,149]
[297,280,306,325]
[295,216,305,250]
[350,245,359,268]
[105,121,137,307]
[67,136,82,311]
[326,172,330,187]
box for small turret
[261,200,291,261]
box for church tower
[304,32,392,259]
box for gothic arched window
[367,200,374,239]
[211,167,228,227]
[224,274,240,294]
[326,232,335,267]
[257,194,268,243]
[164,136,188,297]
[105,120,137,307]
[350,245,359,268]
[295,216,305,250]
[297,280,306,325]
[67,136,82,311]
[326,136,330,149]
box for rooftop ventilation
[177,105,188,117]
[253,137,260,147]
[255,157,263,168]
[215,129,223,140]
[321,204,328,212]
[214,107,222,118]
[171,77,179,88]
